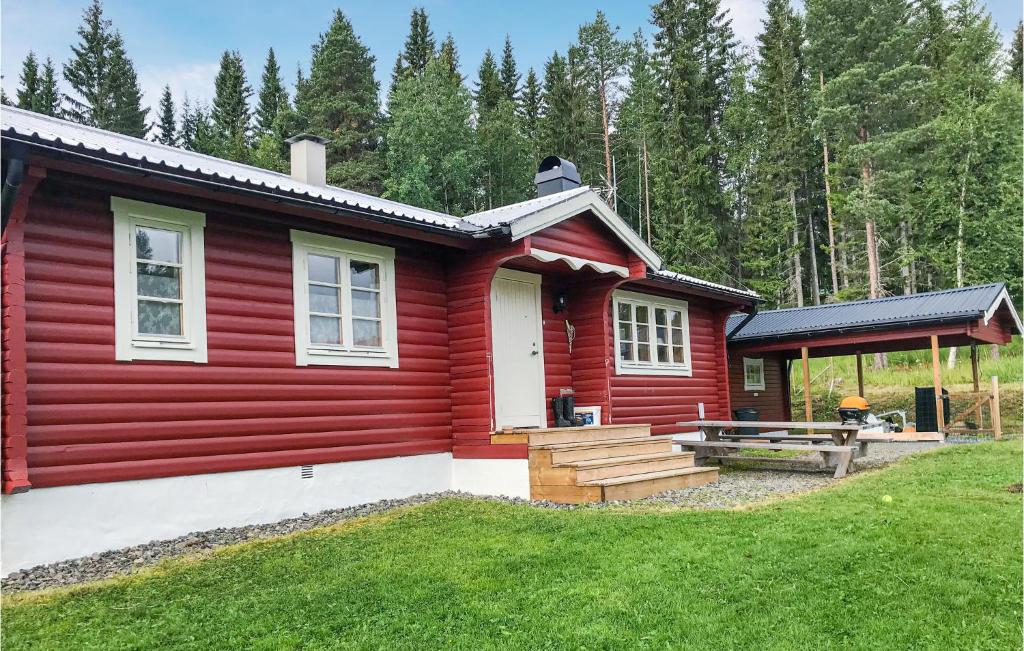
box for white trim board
[528,248,629,277]
[983,287,1024,333]
[508,189,662,270]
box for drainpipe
[1,156,26,232]
[726,303,758,342]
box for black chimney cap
[534,156,581,197]
[285,133,331,145]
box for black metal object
[1,150,27,231]
[551,396,583,427]
[726,304,757,341]
[553,289,568,314]
[732,407,759,437]
[915,387,949,432]
[534,156,581,197]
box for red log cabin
[0,107,758,571]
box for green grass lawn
[4,442,1021,650]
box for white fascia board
[507,190,662,271]
[983,287,1024,333]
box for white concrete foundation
[1,453,454,573]
[451,458,530,499]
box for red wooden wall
[19,181,453,488]
[726,352,790,422]
[529,213,630,267]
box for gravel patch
[1,442,939,594]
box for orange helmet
[839,396,870,411]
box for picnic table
[675,420,864,479]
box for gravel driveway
[1,441,941,594]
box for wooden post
[855,352,864,398]
[991,376,1002,440]
[930,335,944,432]
[970,344,982,427]
[801,347,813,424]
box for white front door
[491,268,546,429]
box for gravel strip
[1,442,939,594]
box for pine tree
[295,9,383,193]
[385,57,477,214]
[63,0,112,126]
[16,52,41,111]
[154,85,177,146]
[180,97,218,155]
[614,31,658,236]
[475,50,503,115]
[538,50,589,177]
[104,33,148,137]
[36,59,62,117]
[255,48,289,137]
[478,98,532,209]
[499,36,520,101]
[437,34,463,85]
[403,8,436,77]
[519,68,543,166]
[650,0,736,277]
[211,50,252,161]
[577,11,628,193]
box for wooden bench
[717,432,871,458]
[676,441,858,478]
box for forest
[8,0,1023,309]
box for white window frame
[743,357,766,391]
[612,290,692,377]
[290,230,399,368]
[112,197,207,363]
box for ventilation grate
[300,465,314,480]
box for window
[743,357,765,391]
[291,230,399,367]
[612,290,691,376]
[112,197,207,363]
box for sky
[2,0,1021,113]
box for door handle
[531,350,539,356]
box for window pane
[636,323,650,343]
[672,346,685,364]
[638,343,651,362]
[352,318,382,347]
[350,260,379,289]
[618,320,632,342]
[308,254,339,284]
[352,289,380,318]
[309,284,340,314]
[310,315,342,345]
[656,326,668,345]
[635,305,649,325]
[657,344,670,363]
[135,227,181,263]
[138,300,182,335]
[654,307,666,326]
[137,263,180,299]
[670,310,683,329]
[619,342,633,361]
[617,302,631,322]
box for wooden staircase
[493,424,719,504]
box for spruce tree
[385,57,477,214]
[36,59,62,117]
[437,34,463,85]
[519,68,543,167]
[403,8,435,78]
[1011,20,1023,84]
[104,33,148,137]
[475,50,503,115]
[63,0,112,126]
[499,36,520,101]
[650,0,736,277]
[577,11,628,191]
[211,50,252,161]
[295,9,383,193]
[255,48,289,137]
[538,50,589,177]
[16,52,41,111]
[614,31,659,237]
[154,85,177,146]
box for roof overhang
[983,286,1024,334]
[505,189,663,271]
[527,248,629,277]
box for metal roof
[651,270,760,301]
[2,107,759,303]
[727,284,1022,343]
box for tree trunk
[820,71,839,296]
[900,219,911,295]
[808,213,820,305]
[600,84,612,194]
[860,126,885,370]
[948,151,971,370]
[838,226,850,290]
[643,137,651,245]
[790,187,803,307]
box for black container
[733,407,760,437]
[915,387,950,432]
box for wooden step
[580,466,720,501]
[566,452,695,482]
[512,424,652,446]
[548,437,674,464]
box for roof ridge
[751,283,1006,316]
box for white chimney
[285,134,330,186]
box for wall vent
[300,465,314,480]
